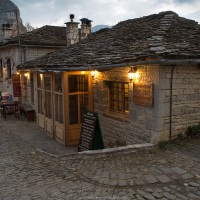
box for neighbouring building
[19,11,200,147]
[0,14,92,108]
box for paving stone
[160,167,173,174]
[176,193,189,200]
[118,172,126,180]
[135,195,145,200]
[188,193,200,199]
[163,192,176,200]
[137,189,147,196]
[144,175,158,184]
[118,180,127,186]
[171,167,187,175]
[182,173,194,179]
[144,194,156,200]
[135,178,145,186]
[145,188,154,193]
[152,192,163,199]
[188,182,200,187]
[157,175,170,183]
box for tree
[24,22,36,32]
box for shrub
[186,123,200,137]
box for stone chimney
[65,14,79,46]
[80,18,92,40]
[2,23,13,39]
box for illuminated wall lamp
[91,70,95,79]
[24,72,28,77]
[128,67,137,82]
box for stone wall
[93,65,200,146]
[159,65,200,142]
[0,46,19,97]
[0,45,60,102]
[93,66,160,146]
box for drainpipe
[15,10,22,67]
[169,65,175,141]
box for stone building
[20,11,200,146]
[0,14,92,108]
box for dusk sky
[11,0,200,28]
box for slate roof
[21,11,200,69]
[1,25,66,47]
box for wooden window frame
[109,81,129,114]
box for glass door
[67,74,89,145]
[54,73,65,144]
[43,75,53,137]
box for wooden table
[0,101,19,121]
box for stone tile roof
[1,25,66,47]
[22,11,200,69]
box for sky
[11,0,200,28]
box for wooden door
[53,73,65,144]
[37,73,54,137]
[43,75,53,138]
[65,72,93,145]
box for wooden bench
[19,104,35,121]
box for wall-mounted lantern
[40,73,43,81]
[91,70,98,79]
[128,67,137,82]
[91,70,95,78]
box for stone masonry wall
[93,65,160,146]
[158,65,200,142]
[0,45,60,104]
[93,65,200,146]
[0,46,19,98]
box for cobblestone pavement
[0,125,200,200]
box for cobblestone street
[0,125,200,200]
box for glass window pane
[69,95,78,124]
[55,73,62,92]
[109,82,129,114]
[80,94,88,123]
[37,74,43,88]
[38,90,44,114]
[45,91,52,118]
[44,77,51,90]
[68,75,88,93]
[55,94,63,124]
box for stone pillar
[65,14,79,46]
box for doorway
[65,72,93,145]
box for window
[7,59,11,79]
[68,75,89,124]
[37,74,44,115]
[109,82,129,114]
[0,59,3,78]
[44,77,52,118]
[54,73,63,124]
[30,73,34,105]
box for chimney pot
[70,14,75,22]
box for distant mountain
[92,25,112,32]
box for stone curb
[78,143,154,155]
